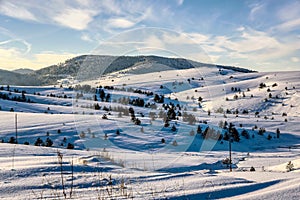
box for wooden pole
[229,139,232,172]
[15,113,18,144]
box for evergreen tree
[34,137,44,146]
[197,125,202,134]
[171,124,177,131]
[276,128,280,138]
[45,138,53,147]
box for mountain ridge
[1,55,256,86]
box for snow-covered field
[0,66,299,199]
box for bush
[45,138,53,147]
[34,137,44,146]
[286,161,294,172]
[189,129,195,136]
[79,131,86,138]
[102,114,108,119]
[67,143,74,149]
[172,140,178,146]
[241,129,249,139]
[8,136,16,144]
[135,118,141,125]
[258,128,265,135]
[222,158,230,165]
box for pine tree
[276,128,280,138]
[45,138,53,147]
[197,125,202,134]
[171,124,177,131]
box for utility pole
[229,123,234,172]
[15,113,18,144]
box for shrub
[135,118,141,125]
[8,136,16,144]
[67,143,74,149]
[258,128,265,135]
[241,129,249,139]
[79,131,86,138]
[286,161,294,172]
[164,120,170,127]
[222,158,230,165]
[259,83,266,89]
[172,140,178,146]
[189,129,195,136]
[45,138,53,147]
[34,137,44,146]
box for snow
[0,67,299,199]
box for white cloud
[0,0,157,31]
[277,1,300,21]
[236,26,245,32]
[0,39,31,54]
[177,0,184,6]
[273,18,300,32]
[143,35,165,49]
[0,1,37,21]
[80,33,93,42]
[107,18,136,29]
[291,57,299,63]
[0,47,77,70]
[248,2,265,21]
[53,8,97,30]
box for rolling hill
[0,58,299,199]
[0,55,255,86]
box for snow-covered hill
[0,66,299,199]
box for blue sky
[0,0,299,71]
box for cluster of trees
[182,112,196,125]
[2,135,75,149]
[129,98,145,107]
[97,89,111,102]
[47,93,70,99]
[0,91,34,103]
[129,107,141,125]
[259,82,267,89]
[74,84,95,93]
[231,87,241,92]
[154,94,164,103]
